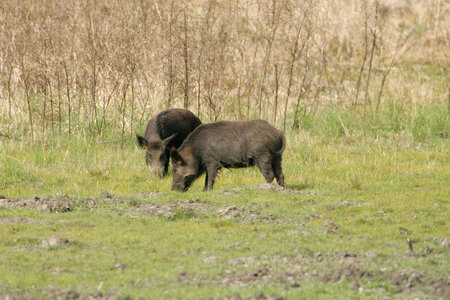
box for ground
[0,129,448,299]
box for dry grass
[0,0,448,142]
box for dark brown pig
[136,108,201,177]
[170,120,285,191]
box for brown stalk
[353,0,369,109]
[272,63,281,124]
[183,7,189,109]
[363,1,379,114]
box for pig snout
[171,183,187,192]
[148,164,165,178]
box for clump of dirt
[0,217,44,225]
[131,201,274,223]
[110,263,127,270]
[303,214,323,222]
[211,190,236,198]
[387,271,448,297]
[335,201,372,207]
[323,220,339,234]
[137,191,163,199]
[0,196,73,212]
[41,236,69,248]
[320,266,375,289]
[1,289,115,300]
[45,287,125,300]
[0,194,97,213]
[131,201,209,220]
[253,183,317,195]
[217,203,277,223]
[441,238,450,248]
[217,205,260,222]
[228,257,256,267]
[200,291,284,300]
[97,192,129,205]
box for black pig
[136,108,201,177]
[170,120,285,191]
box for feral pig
[136,108,201,177]
[171,120,285,191]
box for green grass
[0,104,449,299]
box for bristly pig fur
[171,120,285,191]
[136,108,201,177]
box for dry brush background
[0,0,448,142]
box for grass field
[0,104,448,299]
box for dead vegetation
[0,0,448,143]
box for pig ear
[162,133,177,148]
[170,148,186,165]
[136,134,148,149]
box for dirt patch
[209,291,285,300]
[0,196,95,212]
[320,266,374,286]
[131,201,276,223]
[137,191,163,199]
[211,190,237,198]
[178,251,448,298]
[0,292,32,300]
[0,289,125,300]
[316,264,448,298]
[130,200,209,220]
[334,201,372,207]
[323,220,339,234]
[217,205,261,222]
[252,183,317,195]
[0,217,44,225]
[41,236,69,248]
[45,287,125,300]
[387,271,448,297]
[303,214,323,222]
[0,196,72,212]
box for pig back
[183,120,285,166]
[145,108,201,148]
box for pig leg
[204,173,209,190]
[204,165,220,190]
[256,155,275,184]
[272,154,285,187]
[163,157,169,176]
